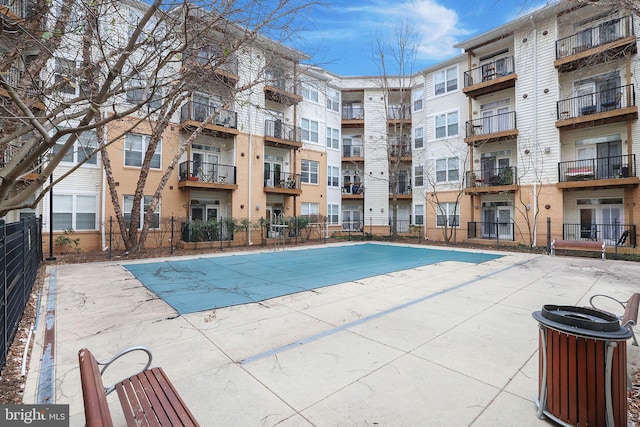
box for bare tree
[372,21,418,238]
[0,0,320,251]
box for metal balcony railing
[562,223,636,247]
[264,119,302,143]
[389,144,411,157]
[389,183,411,195]
[388,105,411,120]
[0,0,36,19]
[180,102,238,128]
[557,154,636,183]
[556,84,635,120]
[263,171,301,190]
[342,181,364,195]
[466,166,517,188]
[179,161,236,184]
[555,15,634,60]
[342,145,363,158]
[342,105,364,120]
[466,111,517,138]
[463,56,515,87]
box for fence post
[219,217,223,251]
[1,219,6,366]
[21,217,27,306]
[495,217,500,248]
[546,217,551,255]
[170,216,174,255]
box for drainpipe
[247,46,254,245]
[531,15,538,247]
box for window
[301,202,319,219]
[327,166,340,187]
[301,159,319,184]
[301,119,319,143]
[436,202,459,227]
[301,82,319,103]
[436,157,459,182]
[435,111,459,138]
[326,127,339,149]
[434,66,458,95]
[414,166,424,187]
[52,194,97,231]
[413,87,424,111]
[414,127,424,149]
[125,133,161,169]
[415,204,424,225]
[54,57,77,95]
[326,88,340,112]
[327,204,339,225]
[53,131,98,165]
[123,195,160,229]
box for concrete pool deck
[22,243,640,426]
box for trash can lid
[533,305,633,339]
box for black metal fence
[562,223,636,247]
[0,216,42,370]
[556,84,635,120]
[467,221,516,242]
[557,154,635,183]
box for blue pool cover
[123,244,502,314]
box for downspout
[247,46,254,245]
[530,15,538,246]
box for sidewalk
[23,246,640,426]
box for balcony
[178,161,237,190]
[557,154,639,189]
[463,56,516,99]
[387,105,411,125]
[554,15,636,72]
[264,119,302,149]
[263,171,302,195]
[555,84,637,129]
[561,223,636,247]
[185,52,240,86]
[0,0,36,21]
[342,105,364,128]
[464,166,518,194]
[342,181,364,198]
[389,183,411,199]
[180,102,239,137]
[389,143,411,161]
[342,145,364,160]
[465,111,518,146]
[264,77,302,105]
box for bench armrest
[589,294,626,314]
[97,346,153,395]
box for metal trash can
[533,305,632,427]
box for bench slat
[139,369,174,427]
[116,378,155,427]
[150,368,199,426]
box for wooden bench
[550,239,606,260]
[78,347,199,427]
[590,293,640,347]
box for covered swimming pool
[123,243,502,314]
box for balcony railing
[263,171,300,190]
[0,0,36,19]
[265,76,296,94]
[562,223,636,247]
[342,182,364,195]
[388,106,411,120]
[466,166,517,188]
[556,15,634,60]
[389,183,411,195]
[464,56,515,87]
[342,105,364,120]
[556,84,635,120]
[179,161,236,185]
[466,111,517,138]
[467,221,515,241]
[389,144,411,157]
[558,154,636,183]
[180,102,238,128]
[342,145,363,158]
[264,119,301,143]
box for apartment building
[3,0,639,253]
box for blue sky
[294,0,549,76]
